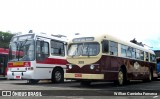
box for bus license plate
[75,74,82,77]
[15,76,21,79]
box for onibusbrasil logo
[1,91,42,96]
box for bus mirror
[102,40,109,53]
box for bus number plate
[15,76,21,79]
[78,61,84,64]
[75,74,82,77]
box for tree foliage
[0,31,14,49]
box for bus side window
[145,52,149,61]
[36,41,41,60]
[121,44,127,57]
[36,40,49,61]
[51,40,65,56]
[102,40,109,53]
[136,49,140,60]
[109,41,118,56]
[150,54,152,62]
[150,54,156,62]
[127,47,132,58]
[132,48,136,59]
[42,43,49,57]
[140,50,144,60]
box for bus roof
[12,32,68,42]
[69,33,155,54]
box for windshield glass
[9,40,35,61]
[68,42,100,57]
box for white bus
[65,34,158,86]
[7,31,67,83]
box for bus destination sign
[72,37,94,42]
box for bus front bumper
[7,71,34,80]
[64,73,104,80]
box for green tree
[0,31,14,48]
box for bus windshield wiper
[17,39,28,61]
[87,44,90,57]
[82,44,90,57]
[72,46,80,58]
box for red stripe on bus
[36,58,67,65]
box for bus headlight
[69,65,72,69]
[90,65,95,70]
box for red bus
[0,48,9,79]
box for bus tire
[144,69,153,82]
[117,69,126,86]
[28,79,39,84]
[51,68,64,83]
[147,70,153,82]
[148,69,153,81]
[80,81,91,86]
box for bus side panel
[100,55,157,81]
[66,55,157,81]
[100,55,119,81]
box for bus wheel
[52,68,64,83]
[28,80,39,84]
[80,81,91,86]
[148,70,152,81]
[144,69,153,82]
[117,69,126,86]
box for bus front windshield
[9,40,35,61]
[68,42,100,57]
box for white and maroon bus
[65,34,158,86]
[7,32,67,83]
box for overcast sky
[0,0,160,50]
